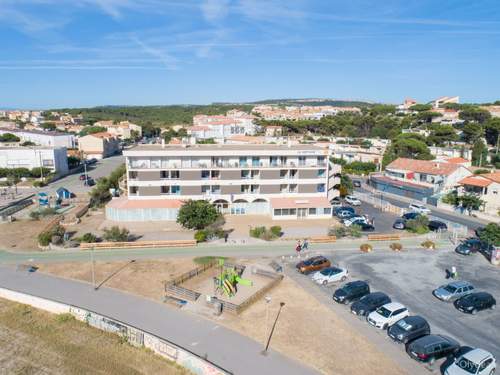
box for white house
[0,128,75,148]
[0,146,69,176]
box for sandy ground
[41,257,407,375]
[0,298,190,375]
[0,216,55,251]
[39,258,197,301]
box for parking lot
[287,247,500,374]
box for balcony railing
[128,161,326,169]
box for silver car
[433,281,474,302]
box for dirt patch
[0,298,191,375]
[39,258,197,301]
[0,217,56,251]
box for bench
[80,239,197,250]
[367,234,401,241]
[309,236,337,243]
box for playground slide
[235,276,253,286]
[223,279,236,295]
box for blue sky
[0,0,499,108]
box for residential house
[458,172,500,216]
[265,126,283,137]
[0,146,69,176]
[431,96,459,109]
[0,128,75,148]
[78,132,120,159]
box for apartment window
[419,173,427,182]
[241,185,250,193]
[281,208,289,215]
[289,208,296,215]
[274,209,282,216]
[323,207,332,215]
[42,159,54,167]
[201,170,210,179]
[289,184,298,193]
[129,171,138,180]
[309,208,317,215]
[251,170,259,179]
[290,169,298,179]
[211,170,220,179]
[280,170,288,179]
[171,186,180,194]
[317,169,326,178]
[160,171,169,179]
[150,159,161,169]
[171,171,180,179]
[241,170,250,179]
[280,184,287,192]
[202,185,210,194]
[211,185,221,193]
[252,157,260,167]
[160,186,169,194]
[317,156,325,166]
[129,186,138,195]
[270,156,278,167]
[239,156,248,166]
[317,184,325,193]
[251,185,259,193]
[298,156,306,166]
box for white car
[312,266,348,285]
[408,203,431,214]
[445,348,496,375]
[345,195,362,206]
[366,302,409,329]
[343,216,368,227]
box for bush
[405,215,430,234]
[329,226,347,237]
[249,226,281,240]
[270,226,282,237]
[390,243,403,251]
[249,226,266,238]
[33,180,47,188]
[38,231,53,246]
[194,230,208,243]
[102,226,130,242]
[177,200,220,230]
[56,313,75,323]
[80,232,98,243]
[421,240,436,250]
[360,243,373,253]
[30,207,56,220]
[349,224,362,238]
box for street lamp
[90,245,96,290]
[262,302,285,355]
[264,296,272,343]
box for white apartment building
[0,128,75,148]
[106,144,341,222]
[189,112,258,141]
[0,146,69,176]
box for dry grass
[0,217,53,251]
[0,298,191,375]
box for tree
[0,133,20,142]
[461,122,484,144]
[88,164,125,207]
[382,134,433,166]
[343,161,377,175]
[460,194,484,212]
[337,174,353,197]
[177,200,220,230]
[79,126,106,137]
[478,223,500,246]
[459,107,491,124]
[409,104,432,112]
[41,122,56,131]
[103,226,130,242]
[416,111,441,123]
[67,156,81,168]
[426,125,458,146]
[471,139,488,167]
[405,215,430,234]
[484,118,500,146]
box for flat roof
[127,144,323,152]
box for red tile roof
[459,176,492,187]
[386,158,460,176]
[445,157,469,164]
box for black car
[351,292,391,317]
[402,212,421,221]
[455,238,483,256]
[359,223,375,232]
[387,316,430,344]
[334,206,355,216]
[454,292,496,314]
[393,218,406,230]
[428,220,447,232]
[406,334,460,364]
[353,180,362,188]
[333,281,370,304]
[83,177,95,186]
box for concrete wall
[298,169,319,179]
[221,185,240,194]
[298,184,317,193]
[180,170,200,180]
[181,186,201,195]
[220,170,241,180]
[138,171,161,181]
[139,186,161,196]
[106,207,178,221]
[260,184,280,194]
[260,170,280,179]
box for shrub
[406,215,430,234]
[29,210,41,220]
[102,226,130,242]
[38,231,53,246]
[249,226,266,238]
[360,243,373,253]
[349,224,362,238]
[421,240,436,250]
[56,313,75,323]
[33,180,47,188]
[194,230,208,243]
[329,226,347,238]
[390,243,403,251]
[177,200,220,230]
[270,226,282,237]
[80,233,98,243]
[249,226,281,240]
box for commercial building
[0,146,69,176]
[78,132,120,159]
[106,144,341,221]
[370,157,471,201]
[0,128,75,148]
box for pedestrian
[451,266,458,279]
[224,233,228,243]
[302,238,309,252]
[295,240,302,257]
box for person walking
[302,238,309,252]
[295,240,302,257]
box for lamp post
[262,302,285,355]
[264,296,271,343]
[90,246,96,290]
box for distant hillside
[240,98,374,107]
[51,104,254,126]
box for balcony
[128,159,326,169]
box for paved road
[292,248,500,368]
[0,265,317,375]
[355,186,488,231]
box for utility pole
[264,296,271,344]
[90,246,96,290]
[262,302,285,355]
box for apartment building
[106,144,341,222]
[370,157,472,201]
[0,128,75,148]
[0,146,69,176]
[431,96,459,109]
[189,112,258,141]
[95,120,142,139]
[78,132,120,159]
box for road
[0,265,316,375]
[355,186,488,232]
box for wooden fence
[80,239,197,250]
[165,260,217,302]
[235,271,283,315]
[367,234,401,241]
[309,235,337,243]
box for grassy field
[0,298,191,375]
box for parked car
[330,198,342,207]
[351,292,391,317]
[407,334,460,364]
[334,206,355,216]
[84,158,98,165]
[409,203,431,214]
[393,218,406,230]
[454,292,496,315]
[79,173,88,180]
[312,267,348,285]
[428,220,448,232]
[367,302,409,329]
[387,316,430,344]
[358,223,375,232]
[402,212,421,221]
[296,256,331,274]
[455,238,483,256]
[343,216,368,227]
[345,195,362,206]
[333,280,370,304]
[337,210,356,219]
[433,281,475,302]
[353,180,362,188]
[445,348,496,375]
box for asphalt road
[0,265,316,375]
[291,248,500,371]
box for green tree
[459,107,491,124]
[478,223,500,246]
[67,156,81,168]
[79,126,107,137]
[471,139,488,167]
[382,134,433,166]
[460,194,484,212]
[405,215,430,234]
[88,164,125,207]
[461,122,484,144]
[484,118,500,146]
[41,122,57,131]
[0,133,20,142]
[177,200,220,230]
[343,161,377,175]
[426,125,458,146]
[409,104,432,112]
[336,174,353,196]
